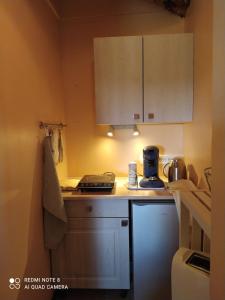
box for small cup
[128,161,137,186]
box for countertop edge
[62,193,174,201]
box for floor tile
[53,289,132,300]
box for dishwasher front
[131,199,179,300]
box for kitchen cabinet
[51,199,130,289]
[94,36,143,125]
[143,34,193,123]
[94,33,193,125]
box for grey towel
[58,129,63,163]
[42,136,67,249]
[49,129,64,164]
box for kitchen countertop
[61,177,173,200]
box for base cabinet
[52,200,130,289]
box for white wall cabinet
[143,34,193,123]
[94,33,193,125]
[52,199,130,289]
[94,36,143,125]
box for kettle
[167,158,187,182]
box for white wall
[211,0,225,299]
[184,0,212,186]
[61,0,185,177]
[0,1,66,299]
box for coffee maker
[139,146,164,189]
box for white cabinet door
[143,33,193,123]
[52,217,130,289]
[94,36,143,125]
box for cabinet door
[52,218,130,289]
[144,34,193,123]
[94,36,143,125]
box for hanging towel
[58,129,63,163]
[42,136,67,249]
[50,129,64,164]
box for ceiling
[48,0,190,20]
[48,0,164,20]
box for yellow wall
[183,1,225,298]
[0,1,66,299]
[211,0,225,298]
[183,1,213,186]
[61,0,185,177]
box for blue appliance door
[132,200,179,300]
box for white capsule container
[128,161,137,186]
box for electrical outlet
[159,155,172,165]
[159,155,184,165]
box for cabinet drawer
[65,199,128,218]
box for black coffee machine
[139,146,164,189]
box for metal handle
[121,220,129,227]
[148,113,154,119]
[133,113,140,120]
[86,206,93,212]
[132,200,174,205]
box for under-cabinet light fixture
[107,125,114,137]
[106,125,140,137]
[133,125,140,136]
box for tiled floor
[53,289,133,300]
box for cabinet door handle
[133,113,140,120]
[86,206,93,212]
[148,113,154,119]
[121,220,129,227]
